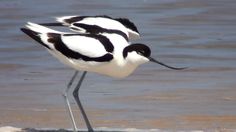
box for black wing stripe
[64,15,111,24]
[72,23,129,41]
[39,23,64,26]
[48,33,113,62]
[64,16,86,24]
[21,28,51,50]
[115,18,139,33]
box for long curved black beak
[149,57,187,70]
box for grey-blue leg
[73,71,94,132]
[62,71,79,132]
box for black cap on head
[123,43,151,58]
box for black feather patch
[123,43,151,58]
[115,18,139,34]
[64,16,87,24]
[20,28,51,49]
[39,22,64,26]
[63,15,111,24]
[72,23,129,41]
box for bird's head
[123,43,186,70]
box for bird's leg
[62,71,79,132]
[73,71,94,132]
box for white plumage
[22,22,149,78]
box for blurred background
[0,0,236,131]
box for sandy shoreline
[1,104,236,130]
[1,85,235,130]
[0,126,236,132]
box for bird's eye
[137,51,142,55]
[137,50,144,55]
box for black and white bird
[21,19,185,132]
[40,15,140,40]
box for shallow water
[0,0,236,131]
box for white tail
[26,22,62,34]
[56,15,77,24]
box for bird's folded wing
[49,33,114,62]
[61,34,111,57]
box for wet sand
[1,0,236,131]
